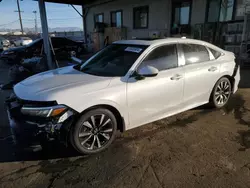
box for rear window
[209,48,221,59]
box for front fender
[67,99,129,128]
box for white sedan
[7,38,240,154]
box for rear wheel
[70,108,117,154]
[210,77,232,108]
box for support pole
[82,6,87,43]
[33,11,38,33]
[16,0,24,35]
[70,4,88,43]
[38,0,54,70]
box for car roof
[114,38,223,51]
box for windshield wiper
[81,67,91,72]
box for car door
[180,43,221,107]
[127,44,184,127]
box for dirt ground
[1,61,250,188]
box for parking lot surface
[1,61,250,188]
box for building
[84,0,248,39]
[83,0,250,54]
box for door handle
[208,66,218,72]
[170,74,183,80]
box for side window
[52,38,65,48]
[209,48,221,59]
[182,44,210,65]
[139,44,178,71]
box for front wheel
[70,108,117,154]
[210,77,232,108]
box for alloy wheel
[214,80,231,106]
[78,114,114,151]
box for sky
[0,0,83,30]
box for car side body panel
[126,66,184,130]
[182,60,222,106]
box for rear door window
[139,44,178,71]
[181,44,210,65]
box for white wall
[86,0,171,39]
[85,0,208,41]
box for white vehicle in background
[6,38,240,155]
[14,37,33,46]
[3,39,10,48]
[0,36,8,51]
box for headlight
[21,105,67,117]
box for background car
[14,37,33,47]
[2,38,10,47]
[0,37,86,64]
[6,38,240,155]
[0,36,8,52]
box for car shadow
[0,133,81,163]
[222,93,250,151]
[239,68,250,89]
[0,138,134,188]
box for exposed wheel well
[79,105,125,132]
[223,75,235,91]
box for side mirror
[137,65,159,77]
[71,56,83,64]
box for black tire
[210,77,232,108]
[70,108,117,154]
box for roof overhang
[36,0,101,5]
[44,0,89,5]
[43,0,113,7]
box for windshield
[26,38,41,47]
[79,44,148,77]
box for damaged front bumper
[5,95,77,147]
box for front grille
[17,98,58,107]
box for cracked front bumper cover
[5,96,76,147]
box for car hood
[14,66,112,101]
[5,46,26,53]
